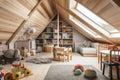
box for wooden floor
[1,52,100,80]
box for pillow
[83,41,91,47]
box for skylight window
[76,3,119,33]
[71,9,110,36]
[69,15,101,38]
[69,0,120,38]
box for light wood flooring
[1,52,100,80]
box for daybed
[77,41,98,56]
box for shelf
[45,32,53,34]
[45,38,53,39]
[61,38,73,40]
[36,37,43,39]
[36,20,73,50]
[61,44,73,45]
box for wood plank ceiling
[0,0,56,44]
[52,0,120,44]
[0,0,120,45]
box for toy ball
[74,69,82,75]
[74,64,84,72]
[84,69,97,78]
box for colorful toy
[24,68,31,76]
[74,69,82,75]
[84,69,97,79]
[0,75,2,80]
[0,71,5,80]
[4,72,13,80]
[13,72,21,79]
[73,64,84,72]
[4,62,32,80]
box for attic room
[0,0,120,80]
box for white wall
[9,42,15,50]
[31,40,36,50]
[73,29,89,52]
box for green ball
[74,69,82,75]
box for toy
[4,72,13,80]
[13,72,21,79]
[0,70,5,80]
[24,68,31,76]
[4,62,32,80]
[73,64,84,72]
[84,69,97,79]
[74,69,82,75]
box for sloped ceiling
[52,0,120,45]
[0,0,120,45]
[0,0,56,44]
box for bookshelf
[36,20,73,52]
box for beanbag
[84,69,97,78]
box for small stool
[102,61,119,80]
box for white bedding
[80,48,97,54]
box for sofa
[77,40,98,56]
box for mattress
[80,48,96,54]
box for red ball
[74,64,84,72]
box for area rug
[26,58,51,64]
[44,65,108,80]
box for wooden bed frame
[80,53,97,57]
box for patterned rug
[26,58,51,64]
[44,65,108,80]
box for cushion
[83,41,91,47]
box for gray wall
[73,29,89,52]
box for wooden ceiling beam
[0,30,13,34]
[40,2,51,18]
[6,0,44,45]
[43,0,54,17]
[53,0,114,44]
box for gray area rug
[26,58,51,64]
[44,65,108,80]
